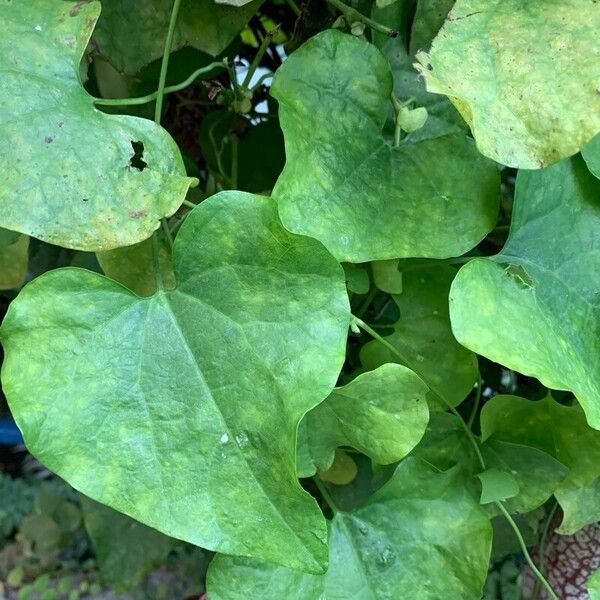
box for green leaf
[409,0,456,53]
[1,191,351,573]
[583,133,600,180]
[296,363,429,477]
[97,237,175,297]
[450,157,600,428]
[413,413,567,515]
[384,34,468,144]
[361,264,478,409]
[555,478,600,535]
[588,568,600,600]
[342,263,370,294]
[0,0,194,251]
[80,495,173,592]
[371,259,403,293]
[20,514,62,554]
[207,458,492,599]
[93,0,262,75]
[0,228,22,247]
[416,0,600,168]
[480,394,600,533]
[0,236,29,290]
[317,450,358,485]
[476,468,519,504]
[271,29,499,262]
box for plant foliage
[0,0,598,597]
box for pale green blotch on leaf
[296,363,429,477]
[207,458,492,600]
[450,157,600,429]
[80,496,173,592]
[0,0,195,251]
[361,264,479,409]
[93,0,262,75]
[271,29,499,262]
[0,191,351,573]
[416,0,600,168]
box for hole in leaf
[129,141,147,171]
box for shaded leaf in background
[450,157,600,429]
[296,363,429,477]
[0,0,194,250]
[271,30,499,262]
[416,0,600,167]
[1,192,351,573]
[207,458,492,600]
[409,0,455,53]
[97,237,175,297]
[481,395,600,533]
[0,237,29,290]
[583,133,600,180]
[80,496,173,592]
[93,0,263,75]
[371,259,403,294]
[361,264,478,409]
[412,413,567,516]
[476,468,519,504]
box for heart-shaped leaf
[0,0,194,250]
[361,264,479,409]
[450,157,600,428]
[271,30,499,262]
[296,364,429,477]
[1,191,351,572]
[207,458,492,599]
[416,0,600,168]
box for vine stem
[532,501,559,599]
[352,315,559,600]
[313,476,339,515]
[467,376,483,429]
[182,199,197,209]
[242,28,277,90]
[152,0,181,284]
[326,0,398,38]
[91,63,225,107]
[154,0,183,123]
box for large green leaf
[80,496,173,592]
[409,0,455,53]
[449,157,600,428]
[480,394,600,533]
[271,29,499,262]
[1,191,351,572]
[296,364,429,477]
[416,0,600,168]
[207,458,492,599]
[93,0,262,75]
[361,264,478,409]
[0,0,194,251]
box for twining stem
[154,0,183,123]
[285,0,301,17]
[326,0,398,38]
[532,501,559,599]
[352,315,559,600]
[151,234,164,291]
[242,28,278,90]
[313,476,339,515]
[161,218,174,250]
[153,0,182,282]
[182,199,197,209]
[467,376,483,429]
[92,63,226,107]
